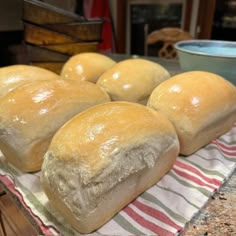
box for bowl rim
[175,39,236,58]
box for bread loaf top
[61,52,116,83]
[0,79,110,171]
[45,101,178,182]
[148,71,236,132]
[41,101,179,233]
[0,65,60,97]
[0,79,110,143]
[96,58,170,104]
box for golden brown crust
[49,101,176,175]
[0,64,59,97]
[41,101,179,233]
[96,58,170,104]
[147,71,236,155]
[0,79,110,172]
[60,52,116,83]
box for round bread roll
[0,64,59,97]
[0,79,110,172]
[60,52,116,83]
[41,101,179,233]
[147,71,236,155]
[96,58,170,104]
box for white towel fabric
[0,124,235,236]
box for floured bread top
[61,52,116,83]
[96,58,170,104]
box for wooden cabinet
[0,186,38,236]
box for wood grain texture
[197,0,216,39]
[0,186,39,236]
[24,23,78,46]
[23,0,84,25]
[31,62,64,74]
[26,44,69,62]
[46,21,103,42]
[41,42,98,55]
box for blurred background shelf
[24,22,78,45]
[1,0,236,68]
[23,0,85,25]
[31,62,65,74]
[26,44,69,62]
[19,0,104,74]
[45,20,104,42]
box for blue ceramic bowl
[175,40,236,85]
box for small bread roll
[0,80,110,172]
[60,52,116,83]
[96,58,170,104]
[147,71,236,155]
[41,101,179,233]
[0,65,59,97]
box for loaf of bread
[147,71,236,155]
[0,79,110,172]
[41,101,179,233]
[0,65,59,97]
[60,52,116,83]
[96,58,170,104]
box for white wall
[189,0,199,38]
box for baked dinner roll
[41,101,179,234]
[0,64,59,97]
[147,71,236,155]
[60,52,116,83]
[96,58,170,104]
[0,80,110,172]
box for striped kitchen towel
[0,124,235,236]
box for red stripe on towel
[132,200,182,230]
[172,168,217,190]
[175,160,222,187]
[124,205,174,236]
